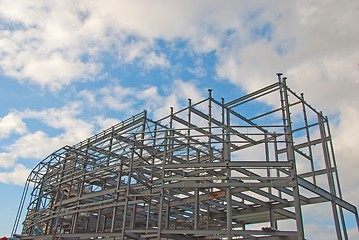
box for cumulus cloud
[215,1,359,113]
[0,112,27,139]
[99,86,137,112]
[0,164,31,185]
[22,103,93,135]
[19,52,99,91]
[0,1,294,91]
[77,79,205,120]
[330,103,359,206]
[0,0,185,90]
[2,1,357,98]
[5,131,64,160]
[0,152,17,168]
[94,115,121,131]
[0,1,102,90]
[141,52,170,69]
[0,103,95,183]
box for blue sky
[0,1,358,238]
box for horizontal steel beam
[164,161,292,169]
[162,180,292,189]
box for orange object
[209,191,226,198]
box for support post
[278,73,305,240]
[318,113,342,240]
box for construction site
[11,74,359,239]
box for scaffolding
[12,74,358,239]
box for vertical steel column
[146,168,153,230]
[274,133,282,199]
[32,164,50,235]
[221,98,225,161]
[130,196,137,230]
[111,127,122,232]
[111,162,123,232]
[146,123,157,230]
[194,151,200,230]
[206,203,210,230]
[278,73,305,240]
[146,123,158,230]
[318,113,342,240]
[326,118,351,238]
[225,102,231,162]
[52,154,69,236]
[189,98,200,230]
[265,133,276,228]
[130,115,147,230]
[187,99,192,163]
[102,216,107,232]
[226,105,232,238]
[300,94,316,185]
[96,181,106,233]
[121,135,136,239]
[226,166,232,239]
[165,108,175,230]
[157,130,168,239]
[48,178,56,234]
[69,152,79,233]
[53,190,64,237]
[208,89,213,162]
[71,151,88,233]
[80,142,90,233]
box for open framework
[12,74,359,239]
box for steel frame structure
[13,74,358,240]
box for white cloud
[6,131,64,160]
[21,53,99,91]
[188,59,207,78]
[215,1,359,113]
[77,89,99,108]
[2,1,357,95]
[20,104,94,142]
[0,164,31,186]
[0,152,17,168]
[94,115,121,131]
[141,52,170,69]
[330,103,359,206]
[82,1,217,40]
[99,86,137,112]
[305,222,337,240]
[0,112,27,139]
[302,205,359,240]
[1,1,188,90]
[0,1,294,90]
[0,103,96,184]
[1,126,89,172]
[116,38,170,69]
[173,80,204,102]
[0,1,103,90]
[77,80,205,121]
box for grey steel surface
[12,74,358,239]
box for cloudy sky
[0,0,358,238]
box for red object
[0,237,8,240]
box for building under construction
[12,74,358,239]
